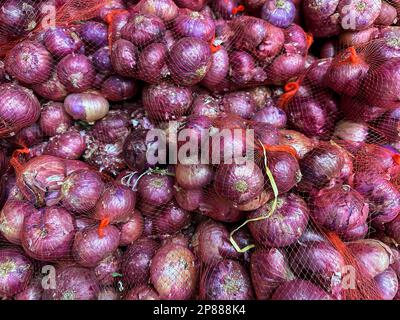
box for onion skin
[375,107,400,143]
[44,27,83,58]
[176,164,213,189]
[173,9,215,41]
[93,109,130,144]
[267,53,306,85]
[375,267,399,300]
[386,215,400,245]
[22,206,75,261]
[174,187,203,211]
[267,151,301,194]
[150,243,197,300]
[222,91,256,119]
[341,222,368,241]
[42,266,99,300]
[200,259,253,300]
[94,184,136,223]
[137,42,168,84]
[191,94,221,118]
[14,277,43,300]
[250,248,295,300]
[137,0,179,21]
[14,123,43,148]
[375,2,397,26]
[142,82,193,121]
[5,41,52,85]
[124,285,160,300]
[248,193,310,247]
[122,130,156,171]
[0,83,41,138]
[272,280,332,300]
[0,248,33,297]
[154,201,191,234]
[110,39,138,77]
[101,75,137,101]
[201,47,230,91]
[199,193,245,223]
[122,13,166,46]
[168,37,212,86]
[57,54,96,93]
[72,225,120,268]
[121,238,159,286]
[92,47,113,75]
[253,104,287,129]
[0,0,38,37]
[261,0,296,28]
[39,102,72,136]
[44,129,86,160]
[334,120,369,144]
[337,0,382,31]
[138,173,174,206]
[214,162,265,205]
[94,250,122,286]
[32,72,68,102]
[98,287,120,300]
[0,200,37,245]
[61,169,105,214]
[64,92,109,122]
[175,0,207,11]
[79,21,108,49]
[119,211,144,246]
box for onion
[0,83,41,138]
[341,222,368,241]
[122,13,166,46]
[72,225,120,268]
[267,53,306,85]
[320,40,337,58]
[101,75,137,102]
[212,0,240,19]
[0,0,39,37]
[304,58,332,88]
[153,201,191,234]
[61,169,104,214]
[94,250,122,286]
[138,172,174,206]
[150,243,197,300]
[284,24,308,56]
[222,91,256,119]
[191,94,221,118]
[261,0,296,28]
[110,39,138,77]
[124,285,160,300]
[44,129,87,160]
[94,184,136,223]
[375,107,400,143]
[32,72,68,101]
[272,280,332,300]
[176,164,213,189]
[250,248,295,300]
[57,54,96,93]
[64,92,109,122]
[79,21,108,49]
[22,206,75,261]
[14,123,43,148]
[348,239,394,278]
[173,9,215,41]
[0,200,36,245]
[137,42,168,84]
[200,259,253,300]
[199,192,245,223]
[174,186,203,211]
[65,160,91,176]
[99,0,126,20]
[0,248,33,297]
[201,47,230,91]
[92,47,113,75]
[44,27,83,58]
[98,287,120,300]
[14,277,43,300]
[375,267,399,300]
[337,0,382,31]
[5,40,52,85]
[386,215,400,245]
[354,144,396,174]
[42,266,99,300]
[375,2,397,26]
[121,238,159,286]
[252,103,287,129]
[334,120,369,143]
[248,193,310,247]
[174,0,207,11]
[92,109,130,144]
[168,37,212,86]
[119,211,144,246]
[39,102,72,137]
[17,155,66,207]
[229,51,257,86]
[137,0,179,21]
[214,162,265,205]
[339,27,379,47]
[75,216,96,232]
[142,82,193,121]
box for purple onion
[39,102,72,137]
[110,39,138,77]
[174,0,208,11]
[191,94,221,118]
[153,201,191,234]
[137,0,179,22]
[92,47,113,74]
[272,280,332,300]
[64,92,109,122]
[173,9,215,41]
[137,42,168,84]
[252,102,287,128]
[79,21,108,49]
[94,250,122,286]
[101,75,137,101]
[0,0,39,37]
[44,129,86,160]
[119,211,144,246]
[375,267,399,300]
[92,109,131,143]
[138,172,174,206]
[32,72,68,101]
[261,0,296,28]
[44,27,83,58]
[201,47,230,91]
[222,91,256,119]
[14,123,43,147]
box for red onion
[92,47,113,74]
[124,285,160,300]
[0,248,33,297]
[267,150,301,193]
[375,2,397,26]
[284,24,308,56]
[253,103,287,129]
[337,0,382,31]
[61,169,105,214]
[14,277,42,300]
[304,58,332,88]
[137,42,168,84]
[75,216,96,231]
[222,91,256,119]
[94,184,136,223]
[341,222,368,241]
[5,40,52,84]
[121,238,159,286]
[250,248,295,300]
[0,200,37,245]
[142,82,193,121]
[64,92,109,122]
[199,192,245,223]
[101,75,138,101]
[65,159,91,176]
[42,266,99,300]
[176,164,213,189]
[150,243,197,300]
[32,72,68,102]
[174,186,203,211]
[201,47,230,91]
[339,27,379,47]
[14,123,43,148]
[267,52,306,85]
[57,54,96,93]
[94,250,122,286]
[334,120,369,144]
[174,0,207,11]
[320,40,337,58]
[375,267,399,300]
[119,211,144,246]
[153,201,191,234]
[200,259,253,300]
[386,215,400,244]
[137,0,179,21]
[73,225,120,267]
[375,107,400,143]
[99,0,126,20]
[110,39,138,77]
[44,129,86,160]
[173,9,215,41]
[168,37,212,86]
[98,287,120,300]
[39,102,72,137]
[271,280,332,300]
[122,13,166,46]
[79,21,108,49]
[191,94,221,118]
[22,206,75,261]
[138,172,174,206]
[261,0,296,28]
[214,162,265,205]
[248,193,310,247]
[212,0,240,19]
[229,51,257,86]
[16,155,66,207]
[0,83,41,138]
[91,111,129,145]
[0,0,39,37]
[44,27,83,58]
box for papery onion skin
[14,277,43,300]
[154,201,191,234]
[0,248,33,297]
[119,211,144,246]
[5,41,53,85]
[191,94,221,118]
[137,42,168,84]
[386,215,400,244]
[174,0,208,11]
[110,39,138,77]
[150,243,197,300]
[334,120,369,143]
[374,267,399,300]
[64,92,109,122]
[124,285,160,300]
[267,151,301,194]
[201,47,230,91]
[168,37,212,86]
[271,279,332,300]
[92,109,130,144]
[122,13,166,46]
[42,266,100,300]
[92,47,113,75]
[173,9,215,41]
[261,0,296,28]
[174,187,203,211]
[0,83,41,138]
[44,27,83,58]
[121,238,159,286]
[341,222,368,241]
[94,184,136,223]
[250,248,295,300]
[222,91,256,119]
[138,173,174,206]
[14,123,43,148]
[22,206,75,261]
[32,72,68,102]
[101,75,138,101]
[72,225,120,268]
[39,102,72,137]
[44,129,87,160]
[79,21,108,49]
[199,193,245,223]
[94,250,122,286]
[375,2,397,26]
[248,193,310,247]
[0,200,37,245]
[176,164,213,189]
[253,103,287,129]
[0,0,39,37]
[200,259,253,300]
[137,0,179,21]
